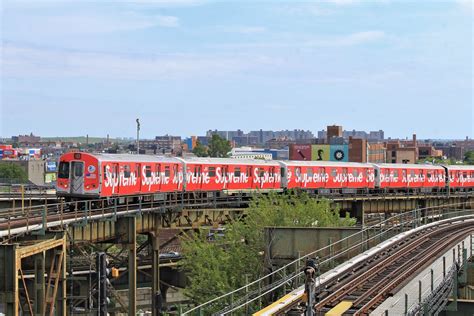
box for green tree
[0,163,28,183]
[207,134,231,158]
[192,141,209,157]
[180,191,355,306]
[464,151,474,165]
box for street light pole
[136,118,140,154]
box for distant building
[12,133,41,144]
[318,128,384,142]
[207,129,314,146]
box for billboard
[289,145,312,161]
[45,173,57,183]
[45,161,57,172]
[330,145,349,162]
[311,145,330,161]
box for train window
[234,167,241,177]
[123,165,131,178]
[209,167,216,177]
[58,162,70,179]
[165,166,171,177]
[246,167,251,177]
[353,169,359,177]
[463,172,468,178]
[259,169,265,178]
[103,166,108,179]
[410,170,415,177]
[427,171,432,179]
[280,167,285,178]
[73,163,83,177]
[394,170,399,178]
[307,168,313,177]
[145,166,152,177]
[295,167,301,178]
[331,168,337,177]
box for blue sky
[1,0,472,139]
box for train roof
[280,160,373,168]
[177,157,280,166]
[83,153,181,163]
[442,164,474,170]
[373,163,444,170]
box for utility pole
[136,118,140,154]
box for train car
[444,165,474,190]
[177,157,281,192]
[373,163,445,190]
[57,152,184,198]
[279,161,375,191]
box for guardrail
[183,202,474,315]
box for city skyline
[1,1,473,139]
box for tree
[464,151,474,165]
[0,163,28,183]
[207,134,231,158]
[180,191,355,307]
[192,141,209,157]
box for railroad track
[265,219,474,316]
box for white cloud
[1,43,282,80]
[456,0,473,13]
[221,26,266,34]
[304,31,385,47]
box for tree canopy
[180,191,355,306]
[0,163,28,183]
[207,134,231,158]
[464,151,474,165]
[192,140,209,157]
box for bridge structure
[0,190,473,315]
[185,203,474,315]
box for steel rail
[352,226,474,315]
[251,212,474,316]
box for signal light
[111,267,120,278]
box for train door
[342,168,348,187]
[222,165,228,190]
[70,161,85,195]
[136,163,141,193]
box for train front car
[444,165,474,191]
[279,161,375,194]
[56,152,101,199]
[373,163,446,192]
[56,153,185,201]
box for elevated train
[56,152,474,201]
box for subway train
[56,152,474,201]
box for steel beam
[127,216,137,316]
[0,244,17,316]
[151,213,162,316]
[34,251,45,316]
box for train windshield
[58,161,70,179]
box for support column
[34,251,45,316]
[0,245,17,316]
[151,214,162,316]
[128,216,137,316]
